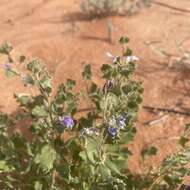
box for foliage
[0,37,190,190]
[80,0,152,17]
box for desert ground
[1,0,190,174]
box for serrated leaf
[185,124,190,132]
[14,93,32,106]
[82,64,92,80]
[32,106,48,117]
[34,144,56,172]
[86,137,99,152]
[141,146,157,158]
[101,64,113,79]
[79,151,87,162]
[0,42,13,54]
[66,79,76,90]
[86,151,97,165]
[119,36,129,44]
[22,74,35,85]
[99,165,111,179]
[0,160,14,172]
[105,159,121,175]
[124,48,133,56]
[27,59,44,73]
[57,164,71,183]
[34,181,43,190]
[40,76,52,93]
[179,136,189,147]
[5,69,18,78]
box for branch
[77,105,190,117]
[143,105,190,116]
[153,1,190,14]
[143,114,169,126]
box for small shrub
[0,38,190,189]
[81,0,126,17]
[80,0,152,17]
[0,38,143,190]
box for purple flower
[117,115,126,129]
[103,80,114,94]
[59,116,74,129]
[106,52,119,64]
[107,80,114,89]
[186,185,190,190]
[108,127,118,137]
[3,63,11,70]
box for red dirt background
[1,0,190,175]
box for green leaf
[86,151,97,165]
[5,69,18,78]
[105,159,121,175]
[86,137,99,152]
[0,161,14,172]
[119,37,129,44]
[100,93,118,112]
[34,144,56,172]
[34,181,43,190]
[119,127,137,144]
[141,146,157,158]
[179,136,189,147]
[185,124,190,132]
[105,144,120,153]
[32,106,48,117]
[14,93,32,106]
[22,74,35,85]
[164,174,182,186]
[0,113,10,129]
[40,76,52,93]
[66,138,81,157]
[66,79,76,90]
[80,137,100,165]
[82,64,92,80]
[27,59,44,73]
[79,151,88,162]
[101,64,112,79]
[99,165,111,179]
[0,42,13,54]
[124,48,133,56]
[119,62,135,77]
[11,133,28,151]
[57,164,71,183]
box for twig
[143,114,169,126]
[77,105,190,117]
[143,105,190,116]
[153,1,190,14]
[77,107,96,113]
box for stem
[50,169,56,189]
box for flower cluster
[106,52,139,64]
[108,127,118,137]
[106,52,120,64]
[108,114,127,138]
[59,116,74,129]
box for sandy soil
[1,0,190,173]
